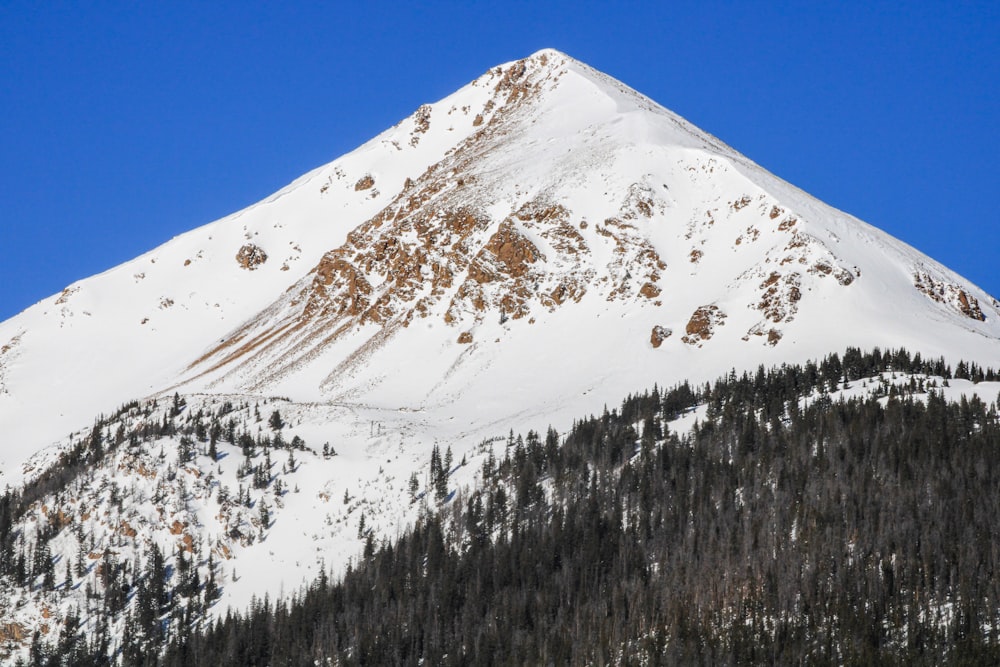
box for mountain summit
[175,48,999,415]
[2,48,999,477]
[1,50,1000,658]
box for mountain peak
[2,50,999,480]
[2,50,1000,659]
[169,52,1000,407]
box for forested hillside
[131,349,1000,666]
[4,47,1000,667]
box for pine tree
[75,545,87,578]
[259,501,270,531]
[204,554,220,605]
[408,472,420,502]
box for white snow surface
[1,49,999,634]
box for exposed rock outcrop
[914,271,986,321]
[682,305,726,346]
[236,244,268,270]
[650,325,672,348]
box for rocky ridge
[176,51,1000,403]
[1,48,1000,662]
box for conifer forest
[3,348,1000,665]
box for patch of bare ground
[682,305,726,345]
[650,325,672,348]
[236,244,268,270]
[914,271,986,321]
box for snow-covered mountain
[1,48,999,656]
[2,49,997,481]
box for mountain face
[174,49,1000,412]
[1,49,999,657]
[2,49,998,478]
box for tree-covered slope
[137,349,1000,666]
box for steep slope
[1,352,997,663]
[2,47,1000,661]
[3,49,999,487]
[174,49,1000,427]
[0,58,511,483]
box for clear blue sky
[1,1,997,321]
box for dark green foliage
[268,410,284,432]
[153,348,1000,665]
[10,348,1000,664]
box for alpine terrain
[1,49,999,663]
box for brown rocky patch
[547,283,578,306]
[496,60,527,91]
[473,220,540,281]
[730,196,752,212]
[690,249,703,263]
[597,217,666,302]
[0,333,21,356]
[778,218,798,232]
[810,261,855,286]
[472,114,484,126]
[751,271,804,331]
[354,174,375,191]
[639,282,661,299]
[457,331,473,344]
[309,254,373,317]
[55,286,79,305]
[0,622,25,644]
[958,291,983,320]
[744,325,784,347]
[812,262,833,275]
[682,305,726,345]
[236,244,268,270]
[650,325,672,348]
[769,206,783,219]
[914,272,986,321]
[413,105,432,134]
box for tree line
[10,347,1000,664]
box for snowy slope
[1,48,1000,658]
[1,361,997,662]
[172,49,1000,440]
[0,63,502,484]
[2,48,999,488]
